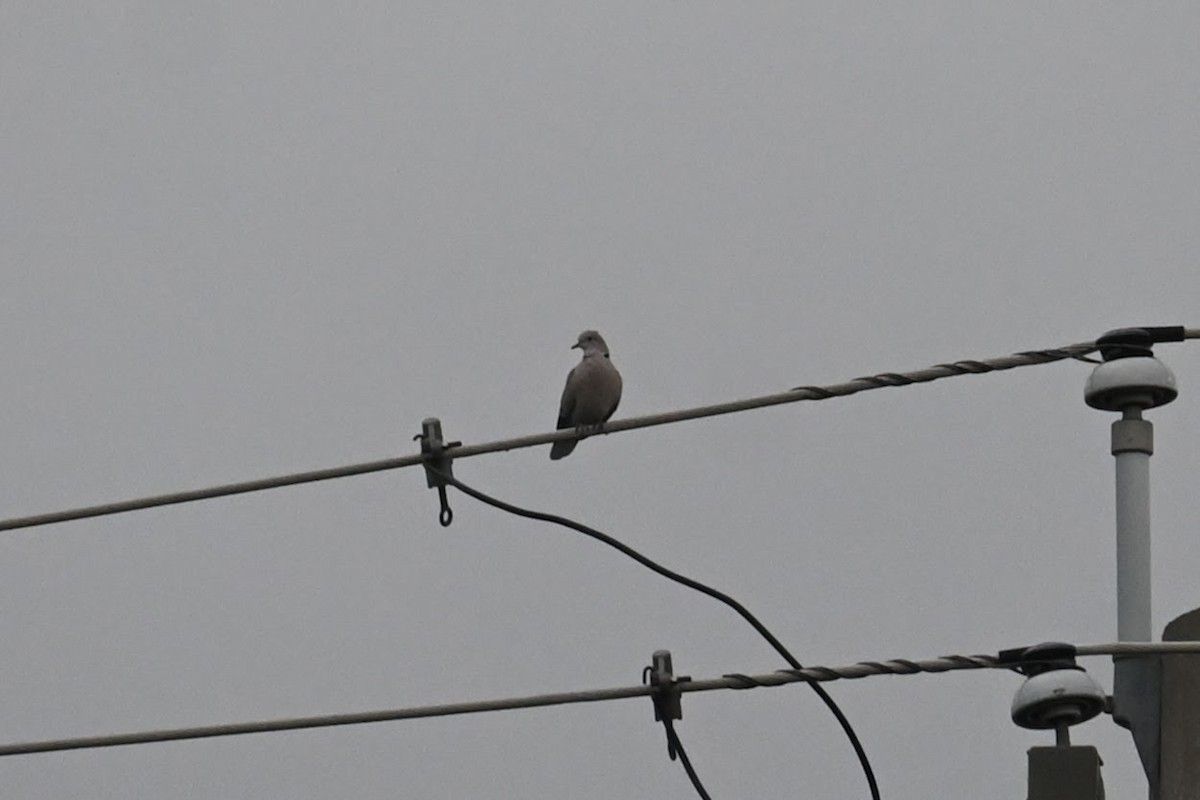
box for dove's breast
[569,358,622,425]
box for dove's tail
[549,439,577,460]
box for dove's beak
[570,343,581,350]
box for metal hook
[436,486,452,526]
[415,418,460,528]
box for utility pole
[1084,327,1180,798]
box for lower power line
[1,642,1190,757]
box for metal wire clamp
[643,650,689,760]
[416,417,460,527]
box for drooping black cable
[435,470,881,800]
[663,719,714,800]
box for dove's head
[572,330,610,356]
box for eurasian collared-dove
[550,330,622,460]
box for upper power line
[1,327,1195,533]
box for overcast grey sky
[3,2,1199,798]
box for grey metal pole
[1084,330,1179,798]
[1110,407,1162,798]
[1113,409,1154,643]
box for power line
[2,641,1193,757]
[663,719,714,800]
[0,336,1117,532]
[437,469,881,799]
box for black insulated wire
[436,469,881,800]
[663,719,715,800]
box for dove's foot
[574,422,607,440]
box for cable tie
[789,385,837,398]
[861,372,917,387]
[720,673,759,689]
[940,360,995,375]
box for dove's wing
[556,364,580,430]
[550,363,585,460]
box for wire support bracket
[416,417,460,527]
[643,650,690,760]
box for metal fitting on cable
[417,418,460,527]
[643,650,689,760]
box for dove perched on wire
[550,330,623,460]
